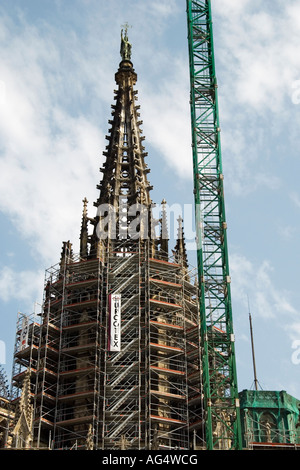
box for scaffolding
[11,311,40,403]
[9,25,205,451]
[147,253,203,450]
[10,238,203,450]
[33,246,103,449]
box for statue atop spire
[120,23,132,61]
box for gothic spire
[95,30,152,209]
[93,29,154,253]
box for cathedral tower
[9,30,203,450]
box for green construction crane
[186,0,243,450]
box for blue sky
[1,0,300,399]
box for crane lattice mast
[186,0,242,450]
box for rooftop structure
[240,389,300,450]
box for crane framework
[186,0,243,449]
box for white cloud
[0,266,44,306]
[210,0,300,198]
[214,0,300,114]
[0,13,105,265]
[290,191,300,209]
[0,1,194,268]
[213,0,254,17]
[141,56,192,179]
[278,224,296,241]
[143,0,179,21]
[230,253,297,320]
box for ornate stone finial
[117,434,130,450]
[85,424,94,450]
[173,216,188,273]
[82,197,88,215]
[120,23,132,61]
[80,198,89,259]
[159,199,169,259]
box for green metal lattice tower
[186,0,243,450]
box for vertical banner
[108,294,121,352]
[20,316,29,351]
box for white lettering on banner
[109,294,121,352]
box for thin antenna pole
[248,295,259,391]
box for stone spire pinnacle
[92,33,154,255]
[159,199,169,260]
[80,197,89,259]
[173,216,188,272]
[59,240,73,274]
